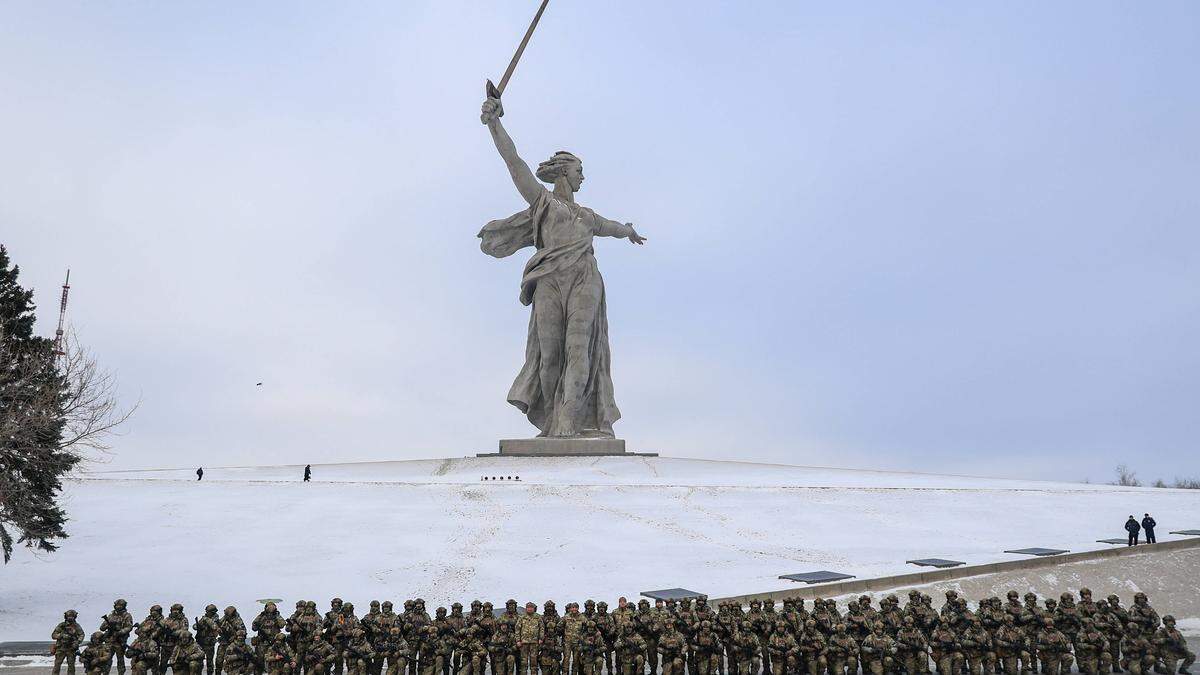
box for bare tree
[1113,464,1141,487]
[0,328,135,561]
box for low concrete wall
[713,537,1200,605]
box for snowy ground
[3,456,1198,641]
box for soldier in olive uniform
[324,600,348,675]
[490,623,518,675]
[375,626,410,675]
[564,603,586,675]
[990,615,1024,675]
[1130,595,1160,636]
[826,624,859,675]
[1075,618,1112,675]
[516,603,545,675]
[960,615,993,675]
[126,628,160,675]
[217,607,248,675]
[101,600,136,675]
[540,628,566,675]
[798,620,828,675]
[896,616,930,675]
[694,621,725,675]
[254,604,286,675]
[930,621,961,675]
[162,604,192,673]
[224,632,256,675]
[1154,616,1195,675]
[657,623,687,675]
[614,628,645,675]
[303,632,339,675]
[82,633,114,675]
[766,622,798,675]
[1120,623,1156,675]
[53,610,87,675]
[345,629,377,675]
[860,623,899,675]
[1035,618,1073,675]
[172,633,208,675]
[194,605,221,675]
[263,634,298,675]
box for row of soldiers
[51,589,1194,675]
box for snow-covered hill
[3,456,1197,640]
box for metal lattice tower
[53,269,70,358]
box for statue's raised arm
[481,97,544,206]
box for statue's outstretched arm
[481,97,543,206]
[595,215,647,245]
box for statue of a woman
[478,95,646,439]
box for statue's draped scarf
[478,190,621,437]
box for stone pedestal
[477,437,656,457]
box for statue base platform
[478,438,657,457]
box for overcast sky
[2,2,1197,482]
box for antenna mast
[53,269,70,358]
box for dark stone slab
[779,571,857,584]
[641,588,706,601]
[907,558,965,568]
[1169,530,1200,536]
[1096,538,1130,545]
[1004,547,1069,556]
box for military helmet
[296,601,306,609]
[115,599,128,609]
[545,600,556,609]
[1163,615,1175,624]
[92,632,104,642]
[1042,618,1054,626]
[1107,594,1120,603]
[225,606,238,617]
[584,599,595,609]
[597,602,607,610]
[471,600,482,609]
[206,604,218,613]
[332,598,344,607]
[1007,591,1019,600]
[507,599,518,608]
[1134,592,1147,602]
[343,602,354,612]
[371,600,380,609]
[805,619,817,629]
[307,601,317,610]
[265,602,277,612]
[945,591,958,600]
[382,601,393,611]
[171,603,184,612]
[903,616,914,625]
[1080,588,1092,597]
[1023,593,1037,602]
[452,602,462,610]
[151,605,163,614]
[749,599,761,608]
[436,607,447,617]
[1060,592,1074,602]
[65,610,78,620]
[275,633,287,642]
[404,600,414,610]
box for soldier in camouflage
[53,610,87,675]
[1154,616,1194,675]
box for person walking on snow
[1125,515,1140,546]
[196,467,204,481]
[304,465,312,482]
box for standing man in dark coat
[1141,514,1157,544]
[196,467,204,481]
[1125,515,1141,546]
[304,465,312,482]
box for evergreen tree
[0,244,80,562]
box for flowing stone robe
[479,189,625,437]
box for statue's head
[537,151,583,191]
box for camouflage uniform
[897,616,931,675]
[580,622,607,675]
[224,632,257,675]
[303,634,338,675]
[1120,624,1156,675]
[658,627,687,675]
[488,624,517,675]
[929,624,961,675]
[614,629,645,675]
[53,610,87,675]
[859,624,898,675]
[254,604,286,675]
[516,605,545,675]
[565,604,586,675]
[826,624,859,675]
[694,622,725,675]
[797,620,828,675]
[376,626,410,675]
[263,634,298,675]
[82,633,114,675]
[162,604,192,675]
[125,631,160,675]
[324,600,348,675]
[101,600,135,675]
[1075,620,1112,675]
[960,616,993,675]
[991,615,1025,675]
[1034,619,1073,675]
[766,623,798,675]
[1129,595,1160,636]
[345,629,377,675]
[1153,616,1195,675]
[194,605,221,675]
[218,608,248,675]
[455,628,485,675]
[540,630,566,675]
[172,634,208,675]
